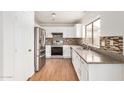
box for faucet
[84,42,90,50]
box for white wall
[0,12,3,80]
[42,25,76,38]
[81,11,124,55]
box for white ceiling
[35,11,85,25]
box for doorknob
[28,49,32,52]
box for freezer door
[39,54,46,71]
[34,56,39,72]
[34,54,45,72]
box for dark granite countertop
[71,46,124,64]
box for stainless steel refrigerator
[34,27,46,72]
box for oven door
[51,47,63,55]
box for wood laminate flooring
[30,58,78,81]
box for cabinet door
[46,45,51,58]
[62,27,75,38]
[80,59,88,81]
[72,49,75,65]
[71,50,81,79]
[75,24,82,38]
[63,45,71,58]
[72,50,77,70]
[74,53,80,79]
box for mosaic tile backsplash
[46,38,82,45]
[63,38,82,45]
[100,36,123,54]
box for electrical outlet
[101,41,105,46]
[110,40,113,46]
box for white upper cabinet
[74,24,82,38]
[42,24,83,38]
[63,27,75,38]
[44,26,76,38]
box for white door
[22,12,34,80]
[14,14,25,80]
[14,12,34,80]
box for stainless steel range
[51,33,63,56]
[52,33,63,45]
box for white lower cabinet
[72,49,124,81]
[80,59,88,81]
[63,45,71,58]
[72,49,82,80]
[46,45,51,58]
[88,64,123,81]
[75,53,81,79]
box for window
[86,23,93,45]
[93,19,101,47]
[82,25,86,43]
[85,18,101,47]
